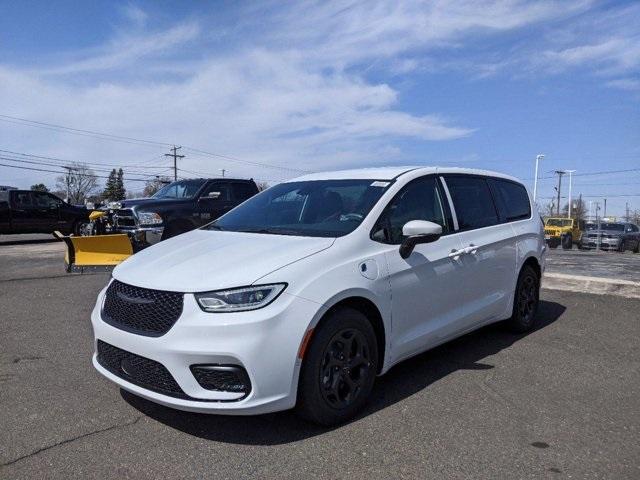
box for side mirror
[399,220,442,259]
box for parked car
[0,189,89,235]
[96,178,259,246]
[91,167,545,425]
[578,222,640,252]
[544,217,583,249]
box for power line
[0,160,155,183]
[0,155,167,180]
[0,114,172,147]
[0,149,168,171]
[0,113,312,174]
[182,147,311,174]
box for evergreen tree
[30,183,49,192]
[103,169,117,200]
[115,168,126,200]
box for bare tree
[562,197,587,221]
[55,162,98,204]
[540,201,556,218]
[143,176,172,197]
[256,181,270,191]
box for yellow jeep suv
[544,217,583,249]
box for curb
[542,272,640,299]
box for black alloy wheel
[506,265,540,333]
[319,328,372,409]
[296,307,378,426]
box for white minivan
[91,167,545,425]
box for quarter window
[489,179,531,222]
[444,176,498,230]
[372,177,447,244]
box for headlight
[137,212,163,226]
[195,284,286,313]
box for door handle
[464,244,479,255]
[448,248,467,258]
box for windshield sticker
[370,181,390,187]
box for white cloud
[120,4,148,28]
[0,0,635,190]
[606,78,640,91]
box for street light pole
[533,154,544,202]
[565,170,576,218]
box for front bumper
[116,226,164,246]
[580,237,622,250]
[91,284,322,415]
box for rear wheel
[296,307,378,426]
[505,265,540,333]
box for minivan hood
[113,229,335,292]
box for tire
[505,265,540,333]
[71,220,84,236]
[296,307,378,426]
[633,241,639,254]
[161,222,187,240]
[561,234,572,250]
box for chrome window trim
[439,176,459,231]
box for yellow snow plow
[53,231,133,273]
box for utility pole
[604,198,607,219]
[593,201,601,250]
[63,166,76,203]
[165,146,184,181]
[220,168,226,178]
[566,170,576,218]
[625,202,630,222]
[554,170,565,216]
[533,154,545,203]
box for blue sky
[0,0,638,216]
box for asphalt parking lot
[1,236,639,479]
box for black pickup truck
[0,190,89,235]
[104,178,259,246]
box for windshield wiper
[239,228,300,236]
[207,224,225,231]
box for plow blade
[53,231,133,273]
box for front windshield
[546,218,573,227]
[206,179,392,237]
[152,179,207,199]
[600,223,625,231]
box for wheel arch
[522,255,541,280]
[308,295,387,374]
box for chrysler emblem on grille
[116,291,155,305]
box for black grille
[96,340,188,399]
[191,365,251,397]
[102,280,183,336]
[113,209,136,227]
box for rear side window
[233,183,257,201]
[444,176,498,230]
[202,183,232,201]
[13,191,33,207]
[489,178,531,222]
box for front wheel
[505,265,540,333]
[561,234,573,250]
[296,307,378,426]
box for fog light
[190,365,251,397]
